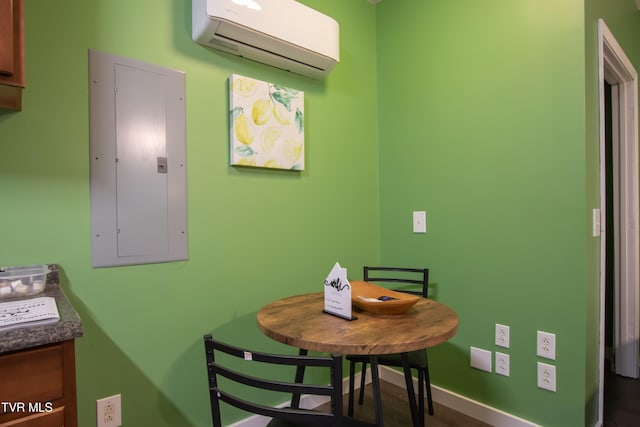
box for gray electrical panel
[89,50,187,267]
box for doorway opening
[598,18,640,424]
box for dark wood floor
[327,369,639,427]
[604,367,640,427]
[328,381,491,427]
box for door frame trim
[597,17,640,423]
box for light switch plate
[593,208,601,237]
[470,347,492,372]
[413,211,426,233]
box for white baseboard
[226,394,329,427]
[227,370,371,427]
[379,366,541,427]
[228,366,539,427]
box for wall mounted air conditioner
[192,0,339,79]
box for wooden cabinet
[0,408,64,427]
[0,0,25,110]
[0,341,77,427]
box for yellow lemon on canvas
[231,76,257,97]
[251,99,272,125]
[234,113,254,145]
[281,139,303,163]
[272,103,291,125]
[261,127,281,154]
[236,156,256,167]
[263,159,282,169]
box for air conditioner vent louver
[213,32,326,72]
[207,37,239,52]
[192,0,339,79]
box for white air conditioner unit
[192,0,339,79]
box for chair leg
[370,357,384,427]
[291,348,308,409]
[348,359,356,416]
[401,353,420,427]
[418,370,425,427]
[358,361,368,405]
[424,355,434,416]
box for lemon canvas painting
[229,74,304,170]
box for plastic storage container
[0,264,50,299]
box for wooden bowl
[350,280,420,315]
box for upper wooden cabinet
[0,0,25,110]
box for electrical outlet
[97,394,121,427]
[495,324,510,348]
[537,331,556,360]
[537,362,556,392]
[495,351,510,376]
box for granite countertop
[0,264,82,354]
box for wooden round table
[257,292,459,426]
[257,292,459,355]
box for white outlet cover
[470,346,492,372]
[495,351,510,376]
[537,331,556,360]
[537,362,557,392]
[495,323,510,348]
[97,394,122,427]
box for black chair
[346,267,432,427]
[204,334,371,427]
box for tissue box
[0,265,50,299]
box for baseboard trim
[227,370,371,427]
[226,394,329,427]
[379,366,541,427]
[227,366,539,427]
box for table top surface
[257,292,459,355]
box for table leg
[401,352,420,427]
[370,356,384,427]
[291,348,308,409]
[348,358,356,416]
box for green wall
[0,1,379,426]
[375,1,640,426]
[2,0,640,426]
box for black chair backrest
[363,266,429,298]
[204,334,344,427]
